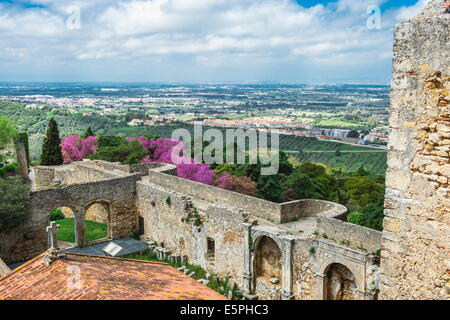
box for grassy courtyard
[56,218,108,243]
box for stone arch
[317,258,365,300]
[253,235,283,285]
[251,231,285,258]
[82,199,112,244]
[48,206,76,246]
[323,263,357,300]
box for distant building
[128,119,144,126]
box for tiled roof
[0,252,226,300]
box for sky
[0,0,430,83]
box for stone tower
[380,0,449,299]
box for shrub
[0,162,20,177]
[348,211,364,226]
[0,176,30,231]
[98,136,124,148]
[90,140,146,165]
[50,208,65,221]
[165,196,171,206]
[0,116,17,149]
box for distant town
[0,83,389,149]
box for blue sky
[0,0,430,83]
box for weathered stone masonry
[380,0,449,300]
[0,160,142,264]
[1,159,382,300]
[137,165,382,300]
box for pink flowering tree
[136,136,229,185]
[178,163,218,185]
[61,135,98,163]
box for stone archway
[254,236,282,282]
[253,235,283,299]
[49,206,76,249]
[83,200,111,244]
[323,263,357,300]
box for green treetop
[82,126,95,139]
[40,118,64,165]
[0,116,17,149]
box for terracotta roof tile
[0,252,226,300]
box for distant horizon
[0,81,391,86]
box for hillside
[0,100,387,175]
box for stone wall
[380,0,449,300]
[136,179,247,285]
[280,199,347,222]
[33,166,55,190]
[85,203,109,224]
[316,209,382,254]
[0,164,141,264]
[145,170,346,224]
[145,170,282,223]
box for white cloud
[395,0,429,21]
[0,0,432,82]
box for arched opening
[207,237,215,267]
[323,263,357,300]
[254,236,282,286]
[84,202,110,244]
[49,207,76,249]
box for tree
[360,199,384,231]
[278,151,294,175]
[40,118,63,165]
[284,170,326,201]
[0,116,16,149]
[347,211,364,225]
[90,140,146,165]
[217,174,257,196]
[98,135,124,148]
[347,130,360,138]
[82,126,95,139]
[257,175,285,203]
[355,165,369,177]
[61,135,98,163]
[344,176,384,212]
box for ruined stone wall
[85,203,109,224]
[291,239,318,300]
[316,211,382,253]
[145,170,344,224]
[136,179,248,286]
[0,174,140,264]
[33,166,55,190]
[281,199,347,222]
[145,170,282,223]
[380,0,449,300]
